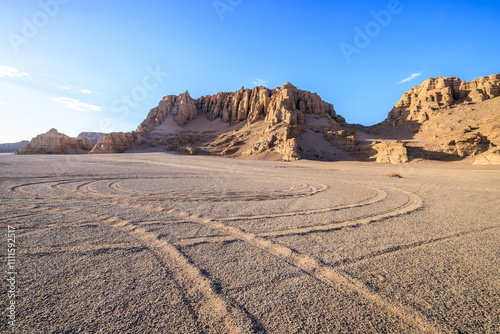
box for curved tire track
[5,177,440,332]
[162,202,441,334]
[2,203,260,333]
[219,186,387,222]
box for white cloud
[0,101,8,105]
[57,85,94,94]
[252,79,269,87]
[399,72,423,84]
[53,97,102,112]
[0,65,29,78]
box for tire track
[4,179,437,331]
[106,217,260,333]
[6,180,413,245]
[0,203,260,333]
[163,200,442,333]
[9,179,75,192]
[9,179,380,225]
[261,187,421,238]
[177,187,413,246]
[219,186,386,222]
[332,224,500,269]
[11,178,328,203]
[111,179,154,195]
[50,180,83,190]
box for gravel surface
[0,153,499,333]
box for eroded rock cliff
[138,83,341,130]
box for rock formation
[90,132,142,154]
[367,74,500,164]
[136,83,344,161]
[137,91,198,132]
[17,75,498,164]
[134,77,499,163]
[138,83,341,130]
[77,132,105,144]
[196,82,338,126]
[370,141,409,164]
[0,140,29,153]
[16,129,94,155]
[385,75,500,127]
[263,83,336,126]
[419,132,494,159]
[243,124,300,161]
[323,129,358,151]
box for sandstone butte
[15,75,500,165]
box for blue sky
[1,0,499,142]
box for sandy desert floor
[1,153,499,333]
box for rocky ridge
[386,74,500,127]
[129,77,500,164]
[14,76,500,164]
[138,83,340,130]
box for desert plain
[0,152,499,333]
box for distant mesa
[16,128,94,155]
[13,75,500,165]
[0,140,29,153]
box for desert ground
[1,152,499,333]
